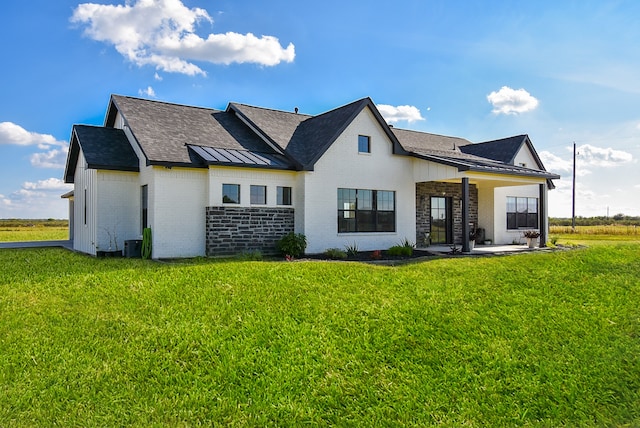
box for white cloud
[0,122,65,149]
[30,147,69,169]
[576,143,634,167]
[22,178,71,192]
[487,86,539,115]
[138,86,156,97]
[71,0,295,76]
[0,179,72,219]
[539,150,572,173]
[541,144,633,178]
[154,72,163,81]
[377,104,425,124]
[0,122,69,169]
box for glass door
[430,196,453,244]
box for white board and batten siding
[72,149,139,254]
[72,150,97,255]
[302,107,416,254]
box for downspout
[462,177,470,252]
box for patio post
[539,183,547,247]
[462,177,470,252]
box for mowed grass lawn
[1,244,639,426]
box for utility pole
[572,142,576,230]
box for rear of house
[63,95,559,258]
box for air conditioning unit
[124,240,142,258]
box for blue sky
[1,0,639,219]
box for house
[62,95,560,258]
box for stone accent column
[415,181,478,245]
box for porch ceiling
[425,173,550,189]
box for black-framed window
[84,188,87,225]
[223,184,240,204]
[141,185,148,230]
[507,196,538,229]
[358,135,371,153]
[338,188,395,233]
[250,185,267,205]
[277,186,292,205]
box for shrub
[345,242,359,257]
[550,235,559,245]
[387,245,413,257]
[399,238,415,249]
[276,232,307,258]
[324,248,347,260]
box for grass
[0,226,68,242]
[550,224,639,236]
[1,245,639,426]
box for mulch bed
[301,249,438,264]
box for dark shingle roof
[107,95,287,167]
[390,128,558,180]
[231,98,390,170]
[459,134,527,164]
[64,125,139,183]
[92,94,558,181]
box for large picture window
[507,197,538,229]
[338,188,395,233]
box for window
[250,185,267,205]
[222,184,240,204]
[84,189,87,225]
[338,188,395,233]
[507,197,538,229]
[358,135,370,153]
[277,186,292,205]
[141,185,148,230]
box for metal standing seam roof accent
[188,145,294,169]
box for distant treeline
[0,219,69,228]
[550,215,640,227]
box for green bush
[345,242,359,257]
[387,245,413,257]
[276,232,307,258]
[324,248,347,260]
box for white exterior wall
[151,167,208,258]
[493,184,541,245]
[301,108,415,253]
[71,150,139,254]
[513,147,538,169]
[95,171,140,252]
[207,167,297,208]
[72,151,98,255]
[477,185,495,243]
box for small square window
[250,185,267,205]
[222,184,240,204]
[277,186,292,205]
[358,135,370,153]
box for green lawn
[1,245,639,426]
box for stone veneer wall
[416,182,478,245]
[205,206,294,256]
